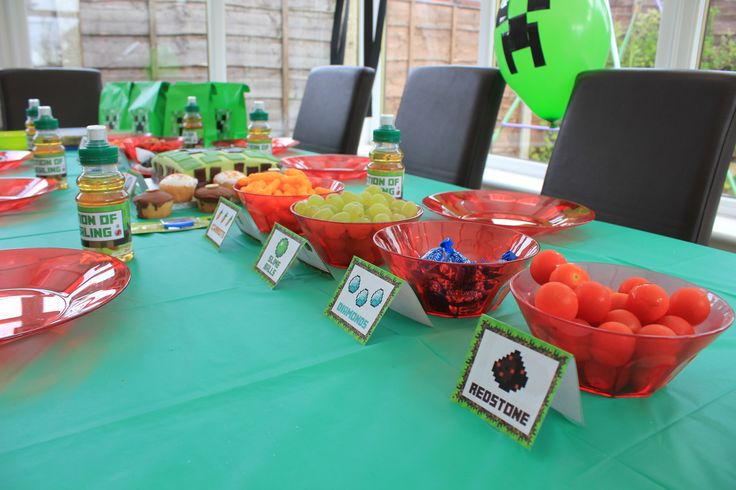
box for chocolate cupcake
[194,184,236,213]
[133,189,174,219]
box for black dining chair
[0,68,102,130]
[292,66,375,154]
[394,65,506,189]
[542,69,736,245]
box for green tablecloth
[1,154,735,489]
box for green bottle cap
[250,100,269,121]
[34,106,59,130]
[79,125,118,165]
[185,96,200,113]
[26,98,39,118]
[373,114,400,143]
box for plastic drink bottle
[25,98,40,150]
[182,96,203,148]
[367,114,404,198]
[247,101,272,154]
[32,106,68,189]
[76,125,134,262]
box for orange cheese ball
[235,169,326,196]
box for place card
[123,172,138,196]
[325,257,403,344]
[452,316,581,449]
[235,208,266,242]
[254,223,306,288]
[204,197,241,248]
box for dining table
[1,149,735,489]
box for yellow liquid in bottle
[76,170,134,262]
[33,133,68,190]
[248,126,272,152]
[367,147,404,198]
[25,120,36,150]
[182,113,203,148]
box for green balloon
[495,0,611,123]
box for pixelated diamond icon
[348,275,361,294]
[355,288,369,307]
[275,238,289,258]
[492,350,528,393]
[369,288,384,308]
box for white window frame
[478,0,736,242]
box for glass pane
[492,0,663,163]
[700,0,736,198]
[225,0,337,136]
[383,0,482,116]
[26,0,209,83]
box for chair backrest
[292,66,375,154]
[542,69,736,244]
[395,65,506,189]
[0,68,102,130]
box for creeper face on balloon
[498,0,552,74]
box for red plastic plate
[423,190,595,236]
[0,151,32,172]
[280,154,370,181]
[0,178,58,213]
[0,248,132,344]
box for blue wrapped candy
[421,238,472,263]
[421,238,519,264]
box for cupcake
[158,173,198,202]
[133,189,174,219]
[194,184,237,213]
[213,170,246,189]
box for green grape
[332,211,351,223]
[357,216,371,223]
[313,207,334,220]
[300,206,317,217]
[391,213,406,221]
[365,185,382,194]
[401,201,419,217]
[372,213,391,222]
[380,192,394,203]
[367,203,390,218]
[307,194,324,207]
[341,191,359,203]
[390,199,405,211]
[370,193,388,206]
[294,200,309,215]
[343,201,364,218]
[360,192,374,206]
[325,193,344,210]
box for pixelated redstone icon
[492,349,529,393]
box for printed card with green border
[204,197,241,249]
[452,315,581,449]
[325,256,403,345]
[253,223,306,288]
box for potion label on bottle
[77,203,132,247]
[367,170,404,198]
[34,153,67,177]
[182,130,200,146]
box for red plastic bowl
[0,151,32,172]
[0,178,58,213]
[423,190,594,236]
[292,203,423,268]
[0,248,131,344]
[280,155,370,181]
[373,221,539,318]
[234,177,344,234]
[510,262,734,398]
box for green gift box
[163,82,214,142]
[210,82,250,143]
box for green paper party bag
[210,82,250,142]
[128,81,170,135]
[99,82,133,131]
[163,82,215,142]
